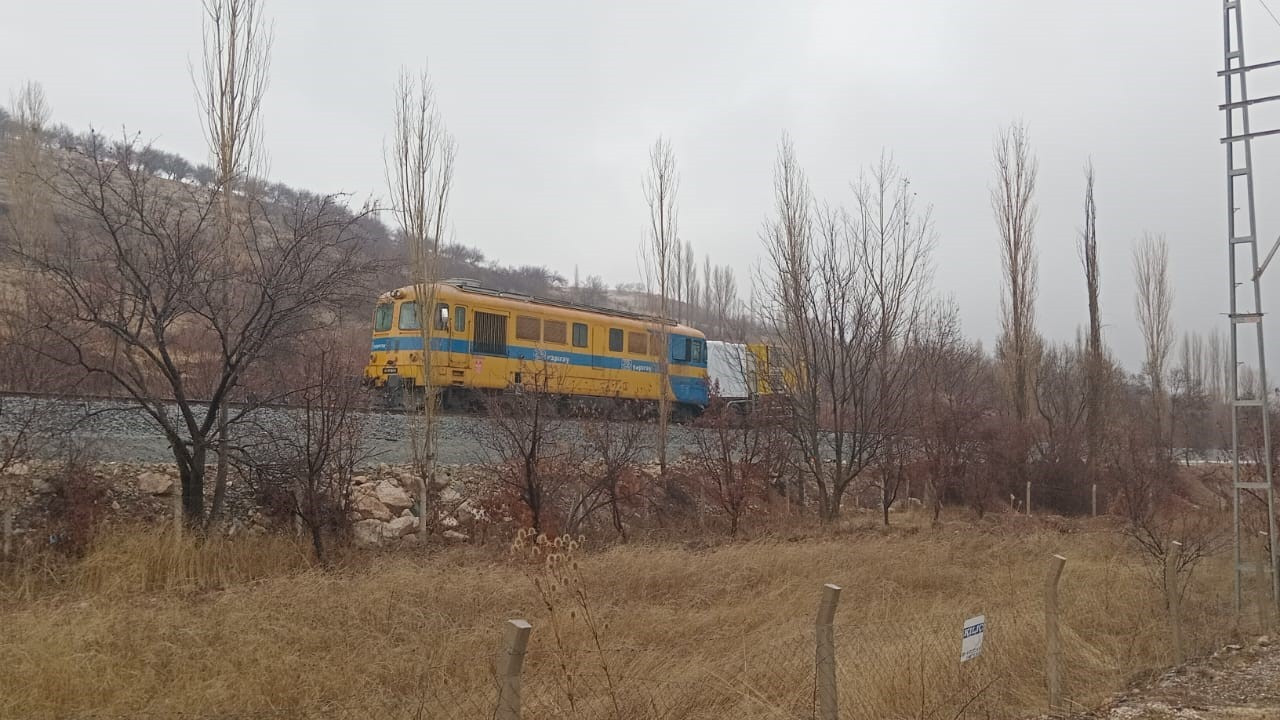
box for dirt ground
[1068,637,1280,720]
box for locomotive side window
[473,312,508,356]
[435,303,450,330]
[374,303,394,332]
[692,339,706,363]
[454,306,466,332]
[398,301,420,330]
[572,322,588,348]
[516,315,541,341]
[544,320,567,345]
[671,335,689,362]
[608,328,623,352]
[627,331,647,355]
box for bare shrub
[574,400,651,540]
[689,397,792,536]
[481,362,577,534]
[45,461,110,558]
[241,340,369,564]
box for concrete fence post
[1026,481,1032,517]
[1167,541,1184,664]
[816,583,842,720]
[496,619,533,720]
[1045,554,1067,712]
[1091,484,1097,517]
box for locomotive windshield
[373,303,394,332]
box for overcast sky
[5,1,1280,372]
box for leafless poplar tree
[2,81,53,259]
[385,67,457,535]
[1134,232,1174,442]
[707,263,740,339]
[641,136,678,478]
[991,121,1040,422]
[1079,159,1105,488]
[760,134,814,508]
[197,0,273,525]
[682,239,698,324]
[913,301,990,525]
[1207,327,1226,402]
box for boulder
[351,475,371,486]
[352,519,384,547]
[442,529,469,543]
[439,515,459,529]
[400,508,413,518]
[439,486,463,505]
[137,472,173,495]
[375,481,414,514]
[352,492,392,522]
[30,477,55,495]
[400,533,418,546]
[5,462,30,477]
[385,515,417,538]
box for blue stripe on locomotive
[371,336,709,406]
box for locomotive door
[446,304,467,369]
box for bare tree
[1035,340,1089,510]
[1134,232,1174,443]
[641,136,679,479]
[763,145,935,521]
[385,67,457,535]
[196,0,273,526]
[1171,331,1215,460]
[15,134,378,523]
[913,302,991,525]
[1079,159,1106,490]
[992,121,1040,423]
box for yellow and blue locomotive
[363,279,710,416]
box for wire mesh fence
[25,556,1249,720]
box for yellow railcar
[363,280,710,414]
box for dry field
[0,514,1250,720]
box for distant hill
[0,112,653,315]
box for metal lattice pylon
[1221,0,1279,614]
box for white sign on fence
[960,615,986,662]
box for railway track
[0,390,695,465]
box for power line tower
[1222,0,1279,614]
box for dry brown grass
[0,516,1246,720]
